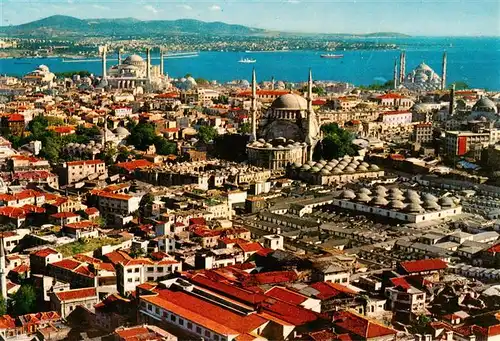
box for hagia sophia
[246,69,321,170]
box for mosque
[246,69,320,170]
[98,46,169,91]
[23,64,56,88]
[395,51,448,92]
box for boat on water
[321,54,344,59]
[238,58,256,64]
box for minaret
[271,76,275,90]
[449,83,455,116]
[0,236,7,299]
[250,68,257,142]
[399,51,406,84]
[160,48,165,76]
[99,45,107,80]
[441,51,447,91]
[118,48,122,65]
[146,48,151,81]
[306,69,314,161]
[393,58,398,90]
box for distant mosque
[246,69,320,170]
[98,45,170,91]
[393,51,448,91]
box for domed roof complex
[402,62,442,91]
[271,94,308,110]
[472,97,498,114]
[123,54,145,65]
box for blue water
[1,36,499,89]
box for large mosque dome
[123,54,145,66]
[472,97,497,113]
[271,93,308,110]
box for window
[147,277,154,281]
[147,267,154,272]
[187,322,193,329]
[134,268,139,273]
[147,304,152,311]
[214,335,220,341]
[179,318,184,326]
[157,267,163,272]
[170,315,176,322]
[155,307,160,314]
[127,278,132,283]
[196,327,202,334]
[205,330,211,338]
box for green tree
[0,296,7,316]
[358,80,394,90]
[13,285,37,316]
[116,148,132,162]
[127,123,157,150]
[314,123,358,160]
[198,126,218,144]
[239,123,252,134]
[195,78,210,86]
[153,136,176,155]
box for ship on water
[238,58,256,64]
[321,54,344,59]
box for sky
[1,0,499,36]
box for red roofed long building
[61,159,107,185]
[50,287,98,318]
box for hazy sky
[2,0,499,36]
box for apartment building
[116,257,182,295]
[50,288,99,318]
[89,189,142,225]
[412,123,433,144]
[61,160,107,185]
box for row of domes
[248,137,308,150]
[336,186,459,212]
[291,157,380,174]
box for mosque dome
[114,126,130,137]
[472,97,497,113]
[371,196,389,206]
[359,188,372,195]
[405,203,424,213]
[356,193,371,202]
[389,200,405,209]
[124,54,144,65]
[270,94,308,110]
[439,197,455,207]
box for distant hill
[0,15,267,37]
[0,15,409,38]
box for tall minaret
[271,76,275,90]
[399,51,406,84]
[146,48,151,81]
[99,45,107,80]
[448,83,455,117]
[306,69,314,161]
[0,237,7,299]
[118,48,122,65]
[250,68,257,142]
[160,48,165,76]
[393,58,398,90]
[441,51,447,91]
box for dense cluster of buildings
[0,48,497,341]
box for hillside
[0,15,267,37]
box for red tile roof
[399,258,447,274]
[309,282,356,300]
[237,242,263,253]
[32,248,59,258]
[249,271,298,286]
[377,93,404,99]
[487,243,500,253]
[333,310,397,338]
[54,288,97,301]
[64,221,97,230]
[51,259,81,271]
[265,286,308,305]
[116,159,153,172]
[7,113,25,122]
[50,212,79,219]
[260,297,319,325]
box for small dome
[324,165,333,171]
[389,192,405,201]
[405,203,424,213]
[293,162,302,168]
[123,54,144,64]
[370,164,380,171]
[342,190,356,199]
[422,193,438,202]
[307,160,315,166]
[389,200,405,209]
[321,169,331,175]
[301,164,311,170]
[258,138,265,143]
[359,188,372,195]
[345,167,355,173]
[371,196,389,206]
[424,200,441,210]
[320,160,327,165]
[439,197,455,207]
[357,165,368,171]
[361,162,370,168]
[332,168,343,174]
[311,167,320,172]
[115,126,130,136]
[356,193,371,202]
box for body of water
[1,36,499,89]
